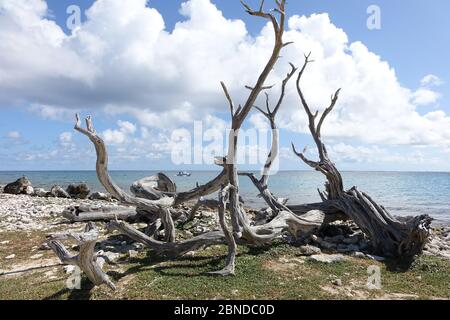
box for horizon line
[0,169,449,174]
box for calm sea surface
[1,171,449,225]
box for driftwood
[238,63,297,214]
[130,173,177,200]
[47,222,115,290]
[292,53,432,258]
[107,220,225,258]
[60,205,138,223]
[45,0,432,290]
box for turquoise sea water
[1,171,449,225]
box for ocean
[1,171,449,225]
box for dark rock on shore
[4,177,33,195]
[66,183,90,199]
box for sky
[0,0,449,172]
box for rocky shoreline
[0,193,122,232]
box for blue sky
[1,0,449,171]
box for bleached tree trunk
[292,53,432,258]
[67,1,325,284]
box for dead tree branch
[47,222,116,290]
[292,53,432,258]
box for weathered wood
[60,205,138,222]
[47,222,116,290]
[107,220,225,258]
[222,0,300,247]
[238,64,297,214]
[75,114,176,214]
[292,53,432,258]
[131,173,177,200]
[208,184,237,276]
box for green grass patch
[0,234,449,300]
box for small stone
[352,251,366,259]
[309,254,347,264]
[298,245,321,256]
[185,251,196,257]
[332,279,342,286]
[88,192,111,201]
[63,265,76,274]
[0,241,10,245]
[5,254,16,259]
[30,253,43,259]
[24,186,34,195]
[102,251,120,262]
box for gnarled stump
[336,188,432,257]
[47,222,116,290]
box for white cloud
[0,0,449,152]
[29,104,77,121]
[102,120,136,145]
[420,74,443,87]
[326,142,435,167]
[411,88,440,106]
[6,131,21,139]
[249,113,270,131]
[59,132,72,143]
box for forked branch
[47,222,116,290]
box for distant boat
[176,171,191,177]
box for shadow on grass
[383,257,416,272]
[43,278,95,300]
